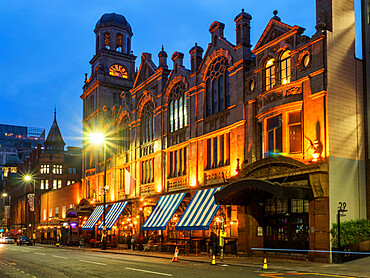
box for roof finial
[242,8,244,12]
[162,45,164,51]
[272,10,281,21]
[54,107,57,122]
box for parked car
[17,236,32,246]
[0,237,15,244]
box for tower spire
[54,107,57,122]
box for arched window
[109,64,128,78]
[205,56,230,117]
[169,82,187,132]
[264,58,275,91]
[104,33,110,50]
[120,117,130,152]
[116,33,123,52]
[280,51,291,85]
[141,102,154,143]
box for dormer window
[264,58,275,91]
[280,51,291,85]
[109,64,128,78]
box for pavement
[40,244,370,278]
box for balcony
[167,176,187,192]
[140,183,154,196]
[204,166,231,186]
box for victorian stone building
[81,0,366,262]
[4,111,82,239]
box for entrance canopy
[214,178,313,206]
[176,187,221,231]
[81,205,107,230]
[142,193,185,231]
[97,202,128,231]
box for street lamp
[89,132,108,250]
[24,175,36,243]
[2,193,10,232]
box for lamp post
[89,132,107,250]
[24,175,36,243]
[2,193,10,232]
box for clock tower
[81,13,136,124]
[81,13,136,192]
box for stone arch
[203,48,232,79]
[164,75,188,103]
[137,90,156,117]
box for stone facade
[81,1,366,262]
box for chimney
[171,52,184,72]
[189,43,204,73]
[234,9,252,46]
[158,45,168,69]
[209,21,225,46]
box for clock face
[109,64,128,78]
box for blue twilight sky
[0,0,363,147]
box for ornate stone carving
[286,87,302,96]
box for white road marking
[52,255,68,259]
[35,252,45,256]
[125,267,173,277]
[20,250,29,253]
[79,259,106,266]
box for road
[0,244,359,278]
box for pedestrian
[138,234,144,251]
[131,234,136,250]
[143,237,154,252]
[127,234,131,250]
[210,231,218,256]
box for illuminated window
[264,58,275,91]
[53,164,62,174]
[267,114,282,155]
[49,208,53,218]
[53,180,57,190]
[168,147,187,178]
[55,207,59,217]
[141,158,154,184]
[45,180,49,190]
[280,51,291,85]
[43,209,47,221]
[288,111,302,153]
[58,180,62,189]
[205,56,230,116]
[104,32,110,49]
[62,206,66,218]
[206,133,230,170]
[40,164,49,174]
[109,64,128,78]
[141,102,154,144]
[169,82,187,133]
[40,180,45,190]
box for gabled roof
[44,109,65,151]
[133,53,158,88]
[252,18,304,54]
